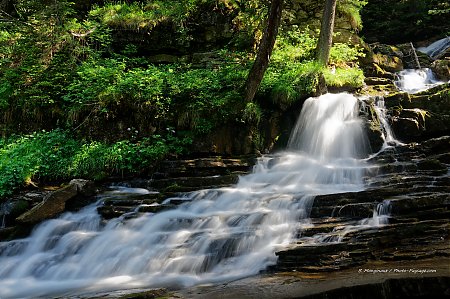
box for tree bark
[243,0,283,103]
[316,0,337,66]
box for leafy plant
[0,130,192,199]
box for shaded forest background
[0,0,448,197]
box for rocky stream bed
[4,135,447,299]
[88,136,450,299]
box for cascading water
[309,199,393,244]
[372,97,402,148]
[395,68,445,94]
[417,36,450,59]
[0,93,369,298]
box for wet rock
[276,135,449,275]
[97,205,131,219]
[69,179,96,197]
[16,183,78,224]
[417,159,447,172]
[384,83,450,141]
[89,288,167,299]
[363,119,384,153]
[156,157,252,178]
[431,59,450,81]
[116,288,167,299]
[392,117,422,141]
[0,227,16,241]
[300,277,450,299]
[364,77,393,86]
[23,192,45,202]
[335,203,374,219]
[149,174,240,191]
[422,136,450,154]
[384,92,410,109]
[137,204,176,214]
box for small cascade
[372,97,402,148]
[360,200,392,226]
[310,200,392,244]
[395,68,444,94]
[0,93,370,298]
[417,36,450,59]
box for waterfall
[0,93,369,299]
[417,36,450,59]
[395,68,444,94]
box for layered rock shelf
[275,137,450,274]
[96,156,254,219]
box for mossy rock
[384,91,410,108]
[431,59,450,81]
[372,53,403,72]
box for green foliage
[324,67,365,88]
[63,53,249,132]
[259,27,322,104]
[329,42,365,66]
[262,61,322,106]
[243,102,262,125]
[428,2,450,16]
[0,0,372,194]
[327,38,365,88]
[271,26,317,63]
[89,1,204,30]
[0,0,112,110]
[337,0,368,30]
[0,130,191,198]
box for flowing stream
[0,93,371,298]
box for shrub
[0,130,191,198]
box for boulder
[363,120,384,153]
[372,53,403,72]
[16,179,96,224]
[69,179,96,196]
[431,59,450,81]
[378,83,450,141]
[16,183,78,224]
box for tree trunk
[243,0,283,103]
[316,0,337,66]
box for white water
[0,93,369,298]
[372,97,403,148]
[395,68,445,94]
[308,200,392,244]
[417,37,450,59]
